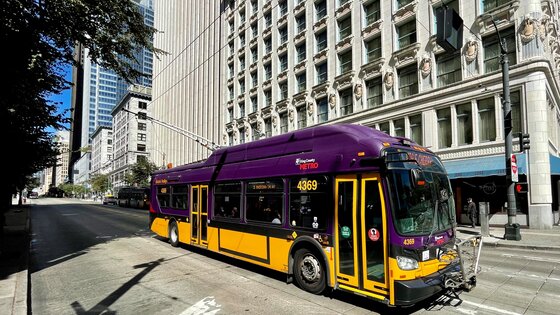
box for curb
[483,241,560,252]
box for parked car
[102,195,117,205]
[28,191,39,199]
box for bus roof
[153,124,428,181]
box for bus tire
[293,248,326,294]
[169,221,179,247]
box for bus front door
[335,174,388,300]
[190,185,208,246]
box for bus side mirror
[411,169,426,187]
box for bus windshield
[386,151,455,236]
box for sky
[47,64,73,134]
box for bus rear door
[190,185,208,246]
[335,174,388,301]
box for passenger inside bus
[272,211,281,224]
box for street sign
[511,154,518,182]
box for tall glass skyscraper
[80,0,154,146]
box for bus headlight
[397,256,418,270]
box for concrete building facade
[90,126,113,176]
[111,86,152,191]
[152,0,560,228]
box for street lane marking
[179,296,221,315]
[501,254,560,264]
[461,300,522,315]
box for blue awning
[550,155,560,175]
[443,154,527,179]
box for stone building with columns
[152,0,560,228]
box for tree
[1,0,163,213]
[90,174,110,194]
[125,157,158,187]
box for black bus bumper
[394,262,461,306]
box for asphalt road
[29,198,559,315]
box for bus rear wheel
[293,248,326,294]
[169,221,179,247]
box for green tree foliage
[125,157,158,187]
[90,174,110,194]
[1,0,163,211]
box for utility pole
[489,18,521,241]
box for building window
[265,12,272,27]
[297,106,307,129]
[279,54,288,71]
[437,52,461,87]
[229,20,235,34]
[478,97,496,142]
[229,42,234,56]
[338,16,352,41]
[240,33,246,47]
[280,112,288,133]
[437,108,452,148]
[239,128,245,143]
[366,37,381,63]
[229,133,234,145]
[239,56,245,71]
[228,64,234,78]
[279,0,288,16]
[397,0,414,9]
[265,118,272,137]
[264,63,272,80]
[264,89,272,106]
[316,31,327,52]
[138,101,147,109]
[409,114,422,145]
[251,23,258,38]
[393,119,405,137]
[138,122,146,131]
[296,73,306,92]
[379,122,389,134]
[340,88,353,116]
[366,77,382,108]
[107,139,112,145]
[228,86,234,100]
[251,71,258,87]
[398,64,418,98]
[137,144,146,152]
[456,103,473,145]
[239,79,246,94]
[279,26,288,44]
[240,9,246,24]
[338,50,352,74]
[296,43,306,62]
[397,19,416,49]
[364,1,380,25]
[315,0,327,21]
[251,47,258,63]
[251,0,258,13]
[228,108,234,122]
[251,123,260,141]
[482,0,510,12]
[317,97,328,123]
[264,37,272,54]
[138,133,146,141]
[510,90,521,134]
[296,14,306,33]
[279,82,288,100]
[316,62,327,84]
[251,96,258,112]
[239,102,245,117]
[483,27,516,73]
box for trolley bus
[117,187,151,209]
[149,124,478,306]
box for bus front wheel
[293,248,326,294]
[169,221,179,247]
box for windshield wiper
[425,199,439,248]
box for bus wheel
[169,221,179,247]
[293,248,326,294]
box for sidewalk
[0,201,30,315]
[456,224,560,251]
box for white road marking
[179,296,221,315]
[501,253,560,264]
[462,300,522,315]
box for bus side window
[214,182,242,219]
[289,176,329,229]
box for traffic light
[518,133,530,153]
[515,182,528,194]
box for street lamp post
[488,18,521,241]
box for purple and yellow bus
[149,124,475,306]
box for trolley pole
[490,18,521,240]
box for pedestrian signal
[515,182,528,194]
